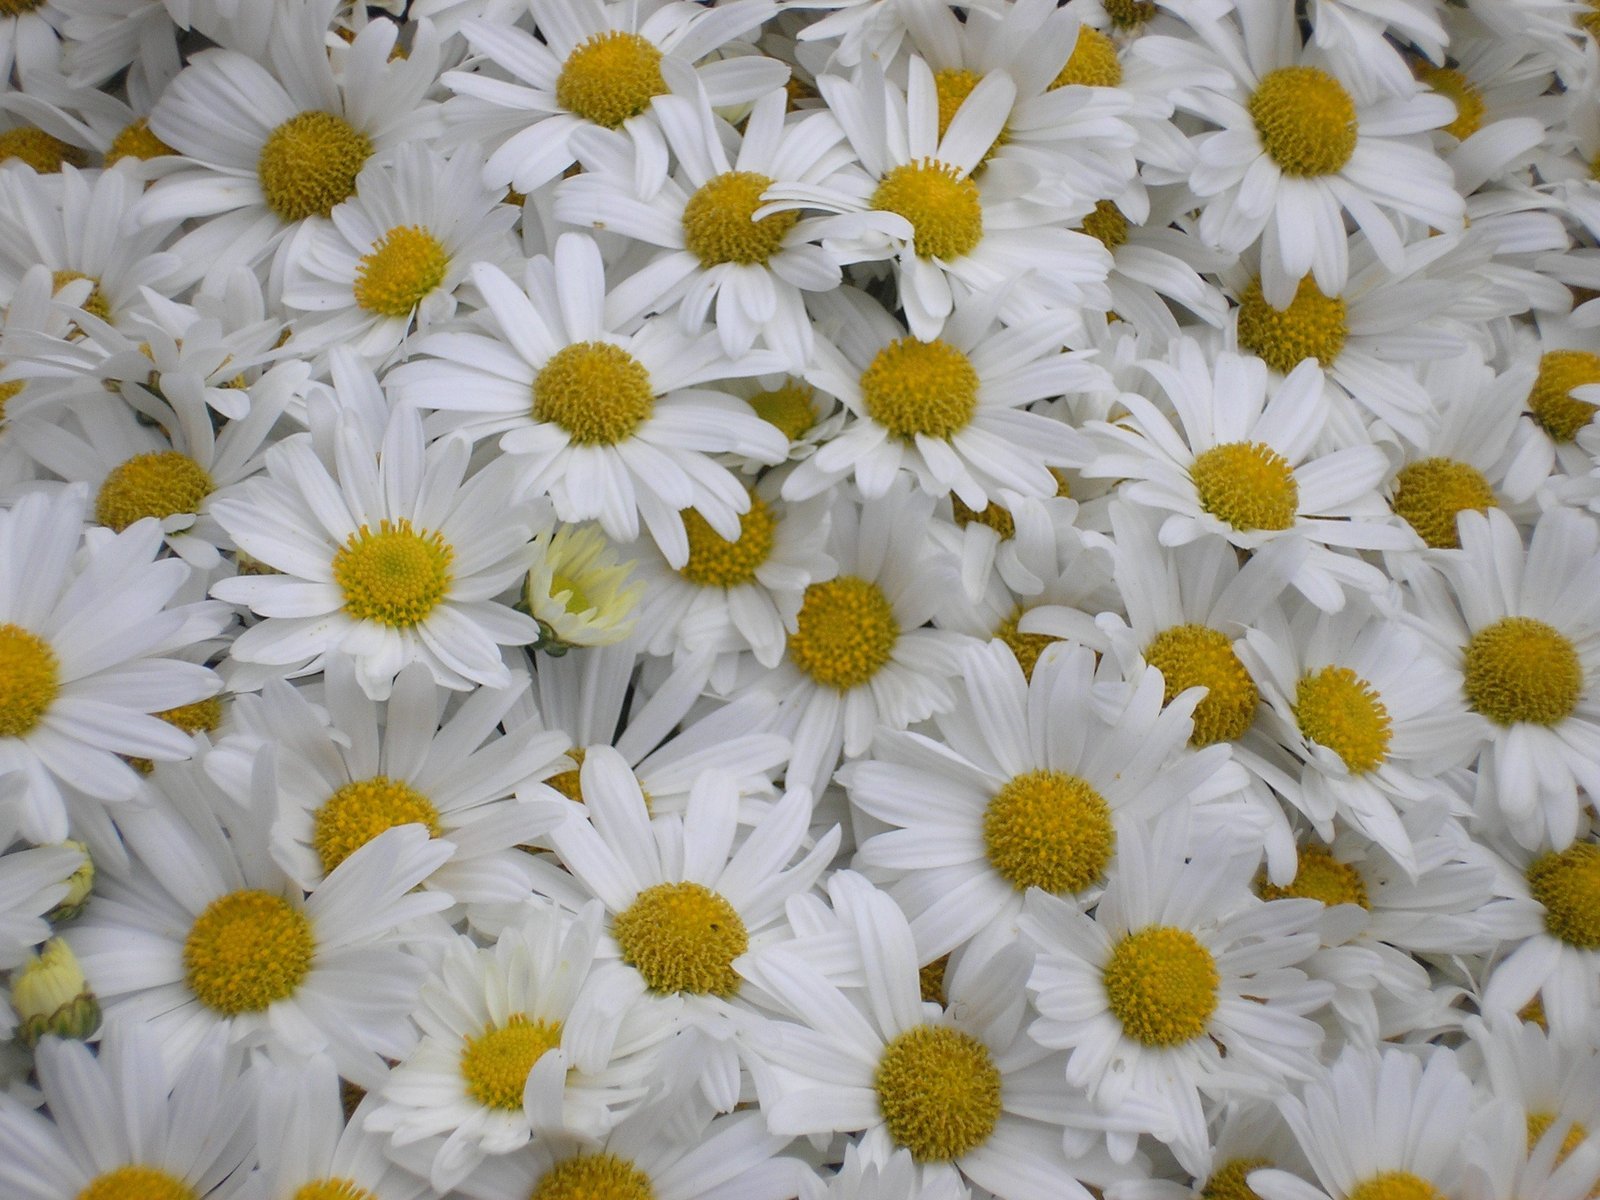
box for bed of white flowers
[0,0,1598,1198]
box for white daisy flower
[1464,1013,1600,1157]
[524,519,645,653]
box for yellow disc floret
[156,696,223,737]
[994,607,1058,681]
[51,271,111,323]
[1249,66,1358,176]
[460,1013,564,1110]
[1257,843,1370,908]
[533,342,655,445]
[678,493,775,588]
[1346,1173,1442,1200]
[1417,66,1486,140]
[1463,617,1583,726]
[1392,458,1496,549]
[257,111,372,223]
[1526,843,1600,950]
[0,0,45,14]
[1145,624,1259,745]
[1203,1159,1271,1200]
[332,519,454,628]
[1051,27,1123,88]
[932,69,1006,166]
[1293,665,1393,773]
[1236,275,1348,373]
[682,171,798,266]
[0,623,59,738]
[951,494,1016,540]
[1081,200,1129,249]
[612,880,748,996]
[1104,0,1157,27]
[920,954,950,1005]
[871,160,984,260]
[76,1166,197,1200]
[748,380,817,440]
[183,889,314,1014]
[1527,1111,1592,1162]
[546,747,586,802]
[860,337,980,440]
[94,451,214,531]
[1191,442,1299,531]
[1528,350,1600,442]
[312,776,442,874]
[533,1154,654,1200]
[292,1181,378,1200]
[983,769,1115,894]
[556,31,667,129]
[106,118,175,166]
[0,126,88,173]
[353,224,449,317]
[788,576,899,690]
[1102,925,1219,1047]
[874,1024,1002,1161]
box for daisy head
[525,519,645,654]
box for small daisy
[525,519,645,653]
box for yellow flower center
[951,494,1015,539]
[1527,1112,1592,1163]
[1293,665,1392,773]
[460,1013,565,1110]
[0,376,23,421]
[1391,458,1496,549]
[932,69,1007,167]
[106,117,175,166]
[183,889,314,1015]
[1257,843,1370,908]
[1203,1159,1271,1200]
[1051,27,1123,88]
[919,954,950,1005]
[0,126,88,173]
[1526,843,1600,950]
[870,160,984,260]
[994,607,1059,681]
[1417,66,1485,140]
[556,31,667,129]
[1249,66,1358,176]
[533,342,655,445]
[546,747,586,802]
[612,880,748,996]
[788,575,899,690]
[533,1155,654,1200]
[1104,0,1157,27]
[0,0,45,13]
[1191,442,1299,531]
[1144,624,1259,745]
[257,111,372,223]
[1081,200,1129,249]
[1578,0,1600,35]
[332,519,455,628]
[1463,617,1583,726]
[860,336,980,440]
[157,696,224,736]
[1528,350,1600,442]
[678,493,775,588]
[353,224,449,317]
[1102,926,1219,1047]
[292,1181,379,1200]
[312,776,442,875]
[51,271,111,323]
[0,624,59,739]
[748,380,817,440]
[681,171,798,267]
[983,769,1115,895]
[1346,1173,1442,1200]
[874,1024,1002,1161]
[76,1167,197,1200]
[1236,275,1348,373]
[94,451,214,532]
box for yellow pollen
[313,776,442,875]
[983,769,1115,894]
[0,0,44,13]
[0,623,58,738]
[1203,1159,1271,1200]
[292,1181,379,1200]
[1145,624,1259,745]
[678,493,775,588]
[0,376,23,421]
[1102,925,1219,1047]
[1520,995,1548,1029]
[1081,200,1129,249]
[1191,442,1299,531]
[1527,1112,1594,1184]
[1249,66,1358,176]
[951,494,1015,539]
[613,880,748,996]
[106,118,175,165]
[748,380,818,440]
[932,69,1007,166]
[919,954,950,1005]
[1257,843,1370,908]
[994,607,1059,681]
[682,171,798,266]
[860,336,979,440]
[788,575,899,690]
[874,1024,1002,1161]
[1104,0,1157,27]
[870,159,984,260]
[1526,843,1600,950]
[183,889,314,1015]
[556,31,667,129]
[0,126,88,173]
[1293,665,1392,773]
[1392,458,1496,549]
[257,110,371,223]
[51,271,111,323]
[533,341,655,444]
[76,1166,197,1200]
[333,519,454,628]
[353,224,449,317]
[1463,617,1583,726]
[156,696,224,737]
[547,747,586,802]
[94,451,214,532]
[460,1013,564,1110]
[1347,1173,1442,1200]
[532,1154,654,1200]
[1236,275,1348,373]
[1417,66,1485,140]
[1528,350,1600,442]
[1579,0,1600,37]
[1051,27,1123,88]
